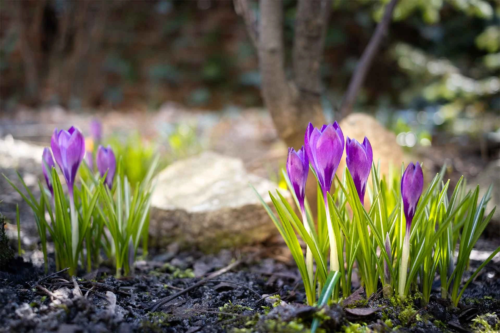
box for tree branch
[233,0,259,49]
[340,0,399,119]
[293,0,331,96]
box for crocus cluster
[42,125,117,216]
[285,121,425,298]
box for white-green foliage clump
[256,164,499,307]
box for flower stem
[398,231,410,298]
[69,186,78,275]
[301,208,314,289]
[324,194,339,272]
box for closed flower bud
[286,146,308,209]
[401,162,424,231]
[90,119,103,143]
[346,137,373,205]
[51,126,86,192]
[42,148,55,195]
[96,145,116,188]
[304,122,344,195]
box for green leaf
[311,271,341,333]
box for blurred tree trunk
[14,0,48,105]
[13,0,112,107]
[235,0,330,150]
[235,0,399,148]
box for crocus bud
[384,232,392,283]
[96,145,116,188]
[51,126,86,192]
[42,148,55,195]
[85,151,94,171]
[304,122,344,195]
[401,162,424,231]
[90,119,102,143]
[286,146,309,210]
[346,137,373,205]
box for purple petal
[304,122,314,166]
[90,119,103,142]
[42,148,55,195]
[363,137,373,163]
[401,162,424,229]
[346,137,373,204]
[314,125,343,193]
[333,121,344,149]
[97,145,116,188]
[50,129,63,168]
[286,146,308,208]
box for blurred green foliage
[106,134,156,187]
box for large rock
[469,160,500,236]
[150,152,285,252]
[338,113,405,176]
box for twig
[33,268,69,287]
[148,258,243,312]
[408,306,427,324]
[82,280,132,296]
[207,279,262,298]
[186,309,249,319]
[340,0,399,119]
[72,277,83,297]
[233,0,259,49]
[162,284,184,291]
[254,293,279,307]
[84,286,95,299]
[35,285,58,300]
[79,287,108,300]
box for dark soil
[0,245,499,333]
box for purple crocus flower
[286,146,309,210]
[85,151,94,171]
[401,162,424,231]
[346,137,373,205]
[96,145,116,188]
[51,126,86,195]
[90,119,102,143]
[304,122,344,195]
[42,148,55,195]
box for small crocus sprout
[346,137,373,205]
[383,232,392,297]
[304,122,344,195]
[85,151,94,171]
[51,126,86,196]
[286,146,308,210]
[42,148,55,196]
[399,162,424,298]
[97,145,116,188]
[401,162,424,232]
[90,119,103,143]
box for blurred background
[0,0,499,236]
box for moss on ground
[471,313,500,333]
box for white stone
[150,151,285,251]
